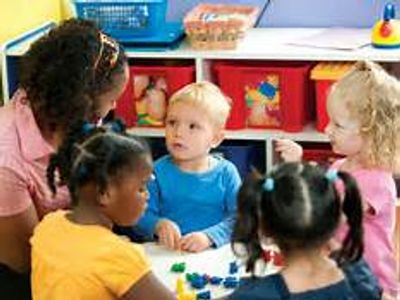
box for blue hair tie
[110,121,123,133]
[78,164,88,178]
[82,122,96,135]
[263,178,274,191]
[325,169,338,182]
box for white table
[143,242,278,299]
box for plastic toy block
[171,262,186,273]
[186,273,194,282]
[202,274,211,282]
[197,290,211,300]
[223,277,239,289]
[262,250,284,266]
[190,277,207,289]
[176,276,185,295]
[178,291,196,300]
[229,261,239,274]
[209,276,223,285]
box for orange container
[311,62,354,132]
[184,4,259,50]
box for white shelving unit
[3,23,400,172]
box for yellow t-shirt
[30,210,150,300]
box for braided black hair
[232,162,364,274]
[47,119,150,205]
[18,18,127,134]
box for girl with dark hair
[0,18,129,299]
[31,122,175,300]
[228,162,381,300]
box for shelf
[127,124,328,142]
[122,28,400,62]
[6,26,400,62]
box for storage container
[184,4,258,50]
[311,62,354,132]
[214,61,314,131]
[73,0,167,41]
[128,64,195,127]
[114,75,136,126]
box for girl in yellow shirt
[31,121,176,300]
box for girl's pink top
[332,159,398,297]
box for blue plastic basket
[73,0,167,40]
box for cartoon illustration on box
[245,74,281,127]
[133,75,167,126]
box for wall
[167,0,400,28]
[0,0,60,45]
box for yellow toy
[372,3,400,48]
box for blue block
[209,276,223,285]
[197,290,211,300]
[223,277,239,289]
[229,261,239,274]
[191,277,207,289]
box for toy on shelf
[134,74,167,126]
[184,4,259,50]
[245,74,281,128]
[372,3,400,48]
[124,64,195,127]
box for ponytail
[334,171,364,265]
[231,174,264,274]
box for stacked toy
[372,3,400,48]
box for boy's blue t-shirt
[135,154,242,247]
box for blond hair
[168,81,231,129]
[328,60,400,172]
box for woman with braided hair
[0,19,129,298]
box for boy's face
[325,97,363,157]
[102,155,153,226]
[165,101,223,164]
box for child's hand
[155,219,181,250]
[275,138,303,162]
[179,232,212,252]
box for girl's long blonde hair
[329,61,400,172]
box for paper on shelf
[287,28,371,50]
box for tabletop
[143,242,279,299]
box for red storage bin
[214,61,314,132]
[302,143,343,168]
[311,62,354,132]
[115,64,195,127]
[115,76,136,127]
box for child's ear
[211,129,225,148]
[98,188,112,208]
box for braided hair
[47,119,150,205]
